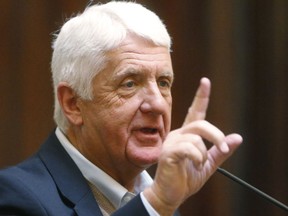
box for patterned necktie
[87,181,116,215]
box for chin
[127,146,161,168]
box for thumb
[208,133,243,169]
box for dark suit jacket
[0,131,161,216]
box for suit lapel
[38,131,102,216]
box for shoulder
[0,155,73,216]
[0,158,49,215]
[0,153,70,215]
[0,154,53,189]
[0,133,83,216]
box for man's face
[78,35,173,179]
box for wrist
[143,187,178,216]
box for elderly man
[0,1,242,216]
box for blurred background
[0,0,287,215]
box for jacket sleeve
[111,194,181,216]
[112,194,150,216]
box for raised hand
[144,78,242,215]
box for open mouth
[139,128,158,134]
[132,126,162,144]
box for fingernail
[220,142,229,153]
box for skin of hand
[143,77,243,215]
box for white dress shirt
[55,128,159,215]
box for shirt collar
[55,127,153,208]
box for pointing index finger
[183,77,211,126]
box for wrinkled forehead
[104,35,173,75]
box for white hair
[51,1,171,132]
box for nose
[139,82,170,115]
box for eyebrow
[159,71,174,81]
[113,68,140,81]
[113,67,174,82]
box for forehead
[103,35,173,79]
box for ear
[57,82,83,126]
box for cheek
[96,98,141,139]
[163,98,172,133]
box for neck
[65,127,144,191]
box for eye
[158,79,171,88]
[122,80,135,88]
